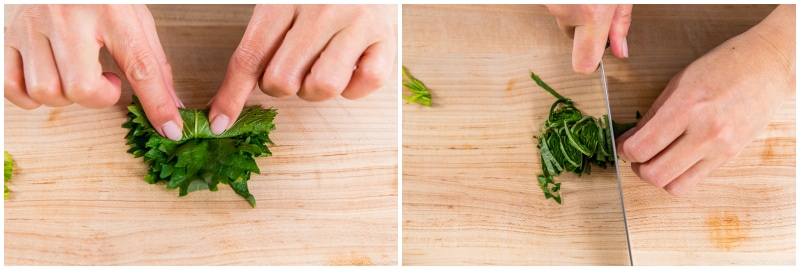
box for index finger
[102,7,183,141]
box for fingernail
[622,37,629,58]
[161,121,183,141]
[177,99,185,109]
[211,114,230,135]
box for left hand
[615,5,795,196]
[208,4,397,134]
[4,5,185,141]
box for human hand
[544,4,632,74]
[208,4,396,134]
[615,5,795,196]
[4,4,184,140]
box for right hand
[544,4,633,74]
[208,5,396,135]
[4,5,184,140]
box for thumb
[208,60,259,135]
[208,40,271,135]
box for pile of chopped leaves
[5,151,12,199]
[531,72,638,204]
[123,96,277,207]
[402,66,432,106]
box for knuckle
[27,80,62,101]
[306,74,345,98]
[684,99,705,117]
[664,184,687,197]
[709,121,732,140]
[623,138,650,163]
[5,75,24,94]
[230,44,266,75]
[156,102,174,119]
[63,79,117,108]
[63,79,100,100]
[212,98,238,117]
[260,69,299,97]
[147,100,176,123]
[706,120,740,158]
[125,49,158,84]
[359,66,387,90]
[639,164,670,188]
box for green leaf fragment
[4,151,12,199]
[531,72,567,101]
[122,95,276,207]
[5,152,13,182]
[402,66,433,107]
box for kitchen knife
[599,59,633,266]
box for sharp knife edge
[600,60,634,266]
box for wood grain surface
[402,4,794,265]
[4,4,398,265]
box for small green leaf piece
[402,66,432,107]
[5,151,12,199]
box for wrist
[746,5,796,97]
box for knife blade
[599,59,633,266]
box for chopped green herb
[122,95,277,207]
[5,151,13,199]
[402,66,432,107]
[532,72,639,204]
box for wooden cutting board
[4,5,398,265]
[402,4,794,265]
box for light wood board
[402,4,794,265]
[4,4,398,266]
